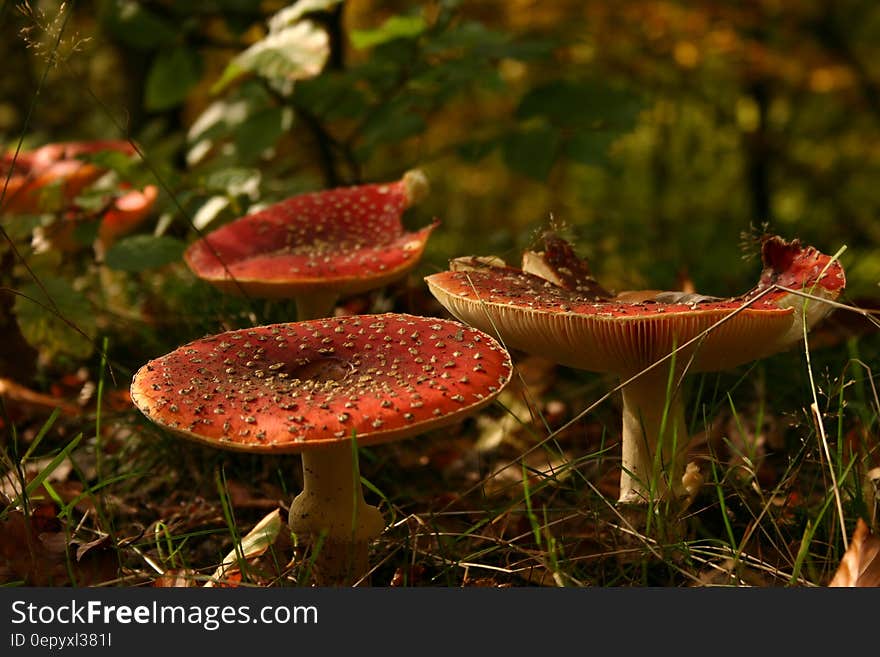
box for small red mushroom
[1,140,135,215]
[184,170,437,320]
[130,313,513,584]
[97,184,159,249]
[426,234,846,504]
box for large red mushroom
[426,234,845,504]
[130,313,512,584]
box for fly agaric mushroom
[97,184,159,249]
[130,313,512,584]
[1,140,135,214]
[184,170,437,320]
[425,234,845,504]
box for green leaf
[234,107,285,161]
[187,82,275,164]
[2,215,46,242]
[212,63,248,96]
[295,74,368,120]
[424,20,505,52]
[80,148,138,177]
[190,81,274,139]
[145,47,202,111]
[502,126,561,180]
[413,55,505,97]
[212,21,329,94]
[358,101,426,153]
[192,196,230,231]
[100,1,177,51]
[350,14,427,50]
[202,167,263,196]
[426,20,555,61]
[14,277,96,360]
[104,235,186,272]
[72,219,101,247]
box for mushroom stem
[288,441,385,585]
[294,293,339,321]
[618,365,690,504]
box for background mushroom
[130,313,512,584]
[1,140,135,214]
[184,170,437,320]
[425,234,845,504]
[97,184,160,250]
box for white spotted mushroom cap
[425,235,846,376]
[130,313,513,453]
[184,170,437,299]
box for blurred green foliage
[2,0,880,371]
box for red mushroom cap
[2,156,102,214]
[98,184,159,246]
[425,236,845,375]
[130,313,512,453]
[749,235,846,301]
[1,140,136,214]
[28,140,135,169]
[183,171,438,299]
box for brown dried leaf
[153,568,200,588]
[521,232,612,299]
[0,507,118,586]
[828,519,880,587]
[75,534,111,562]
[389,564,426,586]
[0,376,80,415]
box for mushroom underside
[424,234,845,504]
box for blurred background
[2,0,879,374]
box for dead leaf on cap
[828,519,880,587]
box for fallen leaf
[75,534,111,562]
[0,506,118,586]
[389,564,425,586]
[204,508,285,587]
[153,569,199,587]
[828,519,880,587]
[0,376,80,416]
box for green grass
[1,257,878,587]
[2,2,878,589]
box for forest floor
[2,283,878,588]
